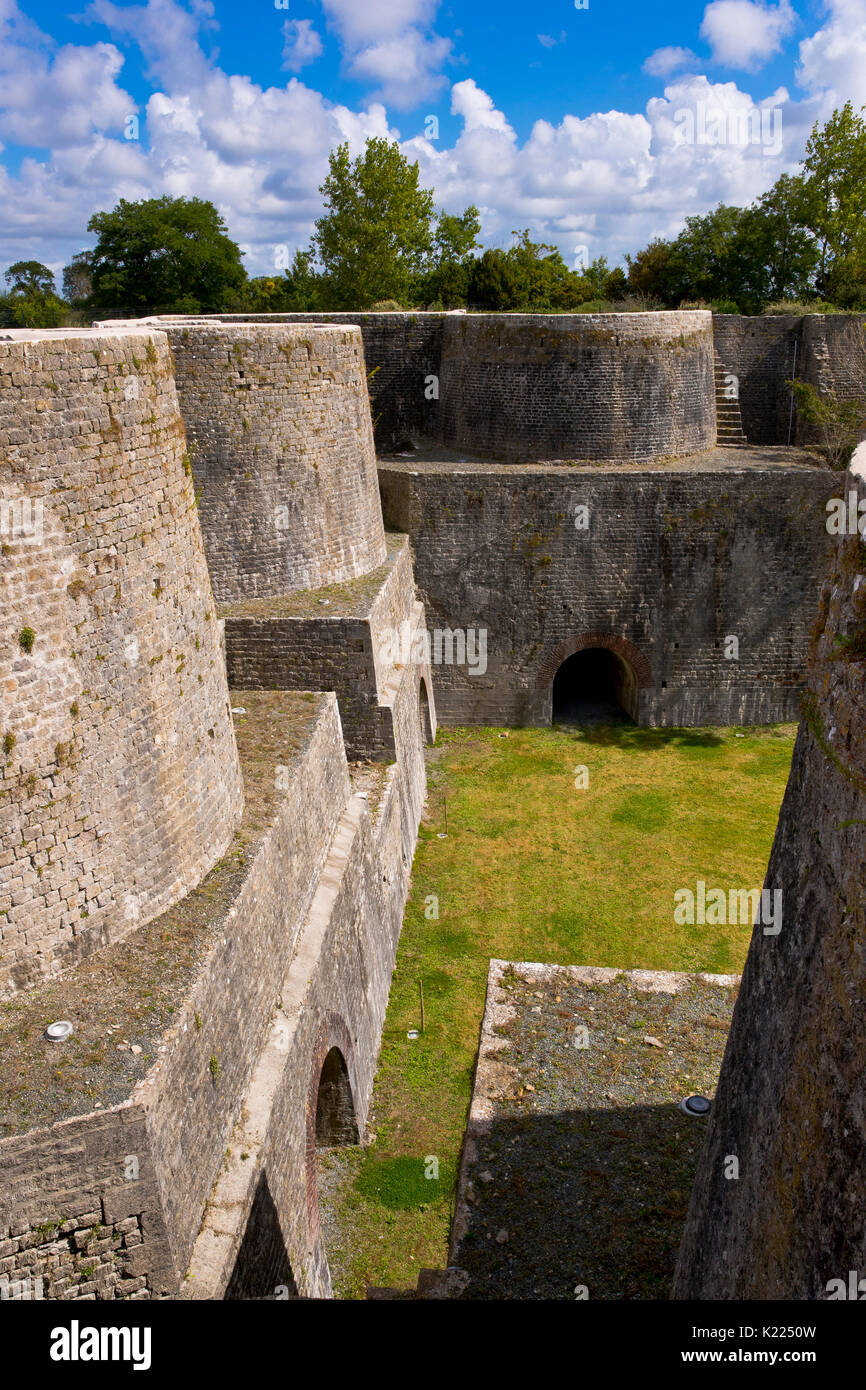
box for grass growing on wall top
[318,721,795,1298]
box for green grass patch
[320,721,796,1297]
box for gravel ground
[453,963,737,1300]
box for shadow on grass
[452,1103,705,1301]
[555,723,726,750]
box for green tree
[1,261,69,327]
[281,249,325,310]
[749,175,819,304]
[313,139,435,308]
[626,238,684,304]
[5,261,56,297]
[468,247,523,309]
[414,205,482,306]
[62,251,94,306]
[602,266,629,300]
[799,102,866,298]
[86,196,247,314]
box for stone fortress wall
[674,443,866,1299]
[436,310,716,462]
[0,328,244,1001]
[145,308,863,731]
[180,308,866,457]
[165,322,387,601]
[379,458,839,728]
[2,308,863,1302]
[0,322,434,1300]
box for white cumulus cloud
[281,19,323,74]
[643,46,699,77]
[797,0,866,111]
[700,0,797,72]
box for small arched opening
[552,647,638,724]
[419,676,434,745]
[315,1046,360,1147]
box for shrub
[790,379,866,469]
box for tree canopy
[0,260,68,327]
[624,104,866,312]
[312,139,436,309]
[27,102,866,323]
[86,195,247,314]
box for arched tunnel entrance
[552,647,638,724]
[315,1047,360,1147]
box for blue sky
[1,0,864,279]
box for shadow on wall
[420,676,434,744]
[224,1173,299,1301]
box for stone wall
[438,311,716,462]
[218,312,445,453]
[379,458,837,727]
[713,313,866,447]
[0,328,244,1000]
[799,315,866,447]
[221,536,433,762]
[161,323,387,601]
[126,311,716,462]
[673,444,866,1299]
[0,682,430,1300]
[712,315,800,444]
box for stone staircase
[714,350,748,447]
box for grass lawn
[317,720,796,1298]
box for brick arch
[539,632,652,688]
[304,1012,360,1242]
[533,632,652,725]
[418,672,434,744]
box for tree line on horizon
[2,102,865,328]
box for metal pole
[787,337,798,446]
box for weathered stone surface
[673,445,866,1299]
[379,453,837,727]
[0,319,431,1300]
[437,311,716,462]
[108,321,387,601]
[0,328,244,1000]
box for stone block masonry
[713,312,866,447]
[137,310,715,462]
[202,312,446,455]
[0,328,244,1000]
[111,321,388,602]
[438,311,716,462]
[0,684,429,1299]
[674,445,866,1298]
[379,452,838,728]
[221,535,435,761]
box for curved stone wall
[163,323,387,601]
[0,328,244,998]
[438,310,716,462]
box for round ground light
[680,1094,712,1117]
[45,1020,74,1042]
